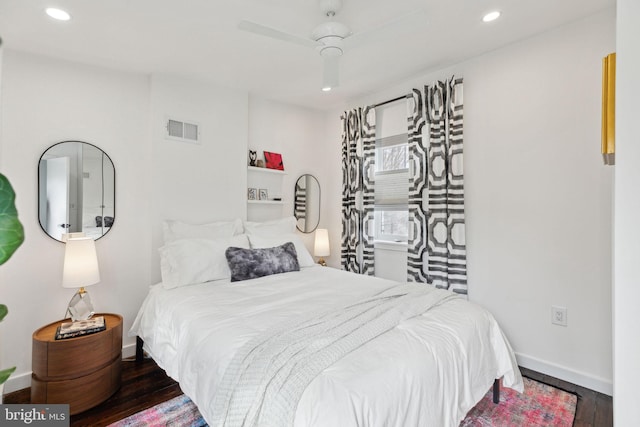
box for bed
[130,217,523,427]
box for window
[374,133,409,243]
[375,209,408,242]
[379,144,408,172]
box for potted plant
[0,173,25,399]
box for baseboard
[2,342,138,394]
[515,352,613,396]
[122,342,136,359]
[2,371,31,394]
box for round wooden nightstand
[31,313,123,415]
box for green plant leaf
[0,367,16,385]
[0,173,24,265]
[0,304,7,322]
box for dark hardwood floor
[4,359,613,426]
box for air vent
[165,118,200,144]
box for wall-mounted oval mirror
[294,174,320,233]
[38,141,115,242]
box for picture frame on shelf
[264,151,284,171]
[258,189,268,200]
[248,188,257,200]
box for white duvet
[130,266,523,427]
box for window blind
[375,170,408,206]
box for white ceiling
[0,0,615,110]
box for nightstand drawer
[33,324,122,379]
[31,355,122,415]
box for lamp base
[317,257,327,267]
[66,287,95,321]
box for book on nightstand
[55,316,106,340]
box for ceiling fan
[238,0,418,91]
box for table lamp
[314,228,330,266]
[62,237,100,321]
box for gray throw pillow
[225,242,300,282]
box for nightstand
[31,313,122,415]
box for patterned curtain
[341,106,376,275]
[407,77,467,294]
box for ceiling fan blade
[344,9,428,49]
[238,20,321,49]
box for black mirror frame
[294,174,321,233]
[38,140,116,242]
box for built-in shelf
[247,163,286,220]
[248,166,287,175]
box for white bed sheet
[130,266,523,427]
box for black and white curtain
[341,106,376,275]
[407,77,467,294]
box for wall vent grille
[165,118,200,144]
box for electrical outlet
[551,306,567,326]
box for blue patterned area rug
[109,377,577,426]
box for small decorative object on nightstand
[62,237,100,321]
[31,313,122,415]
[314,228,330,266]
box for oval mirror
[294,174,320,233]
[38,141,115,242]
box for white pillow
[243,216,296,236]
[159,234,250,289]
[248,233,315,268]
[163,218,243,243]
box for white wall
[149,75,249,283]
[321,112,344,269]
[614,0,640,424]
[327,8,615,393]
[0,50,152,392]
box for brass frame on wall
[602,52,616,166]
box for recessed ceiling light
[322,86,332,92]
[46,8,71,21]
[482,11,501,23]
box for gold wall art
[602,52,616,165]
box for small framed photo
[248,188,257,200]
[259,189,268,200]
[264,151,284,171]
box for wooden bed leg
[492,379,500,404]
[136,336,144,363]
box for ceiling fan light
[482,11,501,23]
[46,7,71,21]
[322,55,339,92]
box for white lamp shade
[314,229,331,257]
[62,237,100,288]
